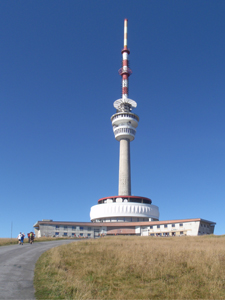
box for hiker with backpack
[17,232,22,245]
[20,233,25,245]
[29,232,34,244]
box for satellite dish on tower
[113,98,137,110]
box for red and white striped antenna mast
[114,19,137,111]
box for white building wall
[135,226,140,234]
[146,221,202,237]
[185,221,200,236]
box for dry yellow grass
[0,236,77,247]
[34,235,225,299]
[0,238,18,246]
[33,236,78,242]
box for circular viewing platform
[90,196,159,223]
[111,112,139,127]
[97,196,152,205]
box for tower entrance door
[94,229,100,238]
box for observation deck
[111,112,139,142]
[90,196,159,223]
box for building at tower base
[33,218,216,238]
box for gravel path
[0,240,78,299]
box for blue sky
[0,1,224,237]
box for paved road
[0,240,78,299]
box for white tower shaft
[119,138,131,195]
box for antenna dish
[113,98,137,110]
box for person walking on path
[29,232,34,244]
[17,233,22,245]
[20,233,25,245]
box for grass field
[0,238,19,246]
[0,236,77,247]
[34,235,225,299]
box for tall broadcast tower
[90,19,159,223]
[111,18,138,196]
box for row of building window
[149,231,184,237]
[112,114,138,121]
[55,232,92,237]
[200,224,210,228]
[102,198,151,204]
[94,217,149,222]
[114,127,136,135]
[52,223,185,230]
[55,226,92,231]
[149,223,183,229]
